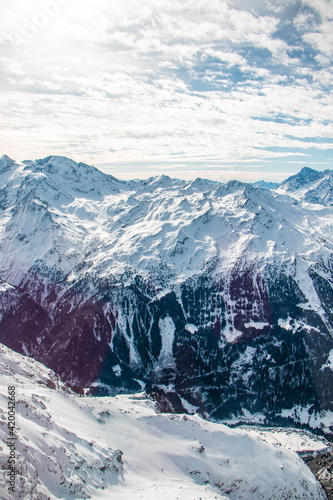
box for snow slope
[0,343,329,500]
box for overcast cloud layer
[0,0,332,181]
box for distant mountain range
[251,180,280,189]
[0,155,332,435]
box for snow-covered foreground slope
[0,344,329,500]
[0,154,332,434]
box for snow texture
[0,344,329,500]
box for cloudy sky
[0,0,332,181]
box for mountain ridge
[0,155,332,436]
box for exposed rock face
[0,155,332,434]
[305,452,333,500]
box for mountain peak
[281,166,323,189]
[186,177,219,193]
[0,154,15,174]
[20,155,121,203]
[299,166,316,174]
[31,156,118,183]
[252,180,280,190]
[33,155,78,174]
[277,166,333,205]
[298,166,322,180]
[151,174,172,184]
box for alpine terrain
[0,343,330,499]
[0,154,332,436]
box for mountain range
[0,154,332,436]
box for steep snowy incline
[0,343,329,500]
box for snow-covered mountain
[0,343,330,499]
[0,155,332,435]
[251,180,280,190]
[277,166,333,206]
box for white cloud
[297,1,333,56]
[303,0,333,20]
[0,0,332,180]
